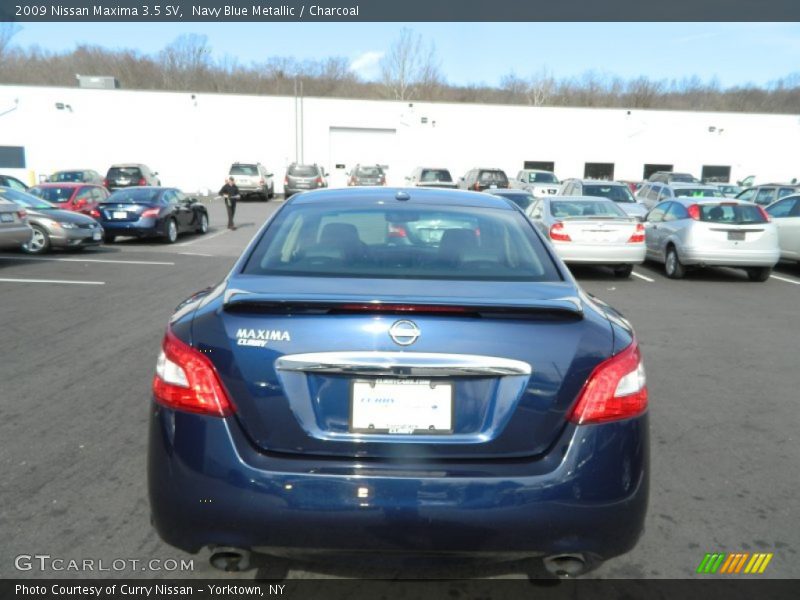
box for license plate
[113,211,127,219]
[728,231,745,241]
[92,231,102,241]
[350,379,453,434]
[0,213,12,222]
[489,184,498,189]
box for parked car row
[0,185,209,253]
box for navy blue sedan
[95,187,209,243]
[148,188,649,577]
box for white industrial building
[1,83,799,194]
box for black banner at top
[2,0,800,22]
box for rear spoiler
[222,289,584,319]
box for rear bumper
[681,246,780,267]
[555,243,646,265]
[148,405,649,560]
[101,218,163,238]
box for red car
[27,183,109,216]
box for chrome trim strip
[275,352,531,377]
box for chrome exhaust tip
[209,546,252,572]
[543,553,587,578]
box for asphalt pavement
[1,198,798,584]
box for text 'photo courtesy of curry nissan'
[148,188,649,578]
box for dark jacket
[219,182,240,197]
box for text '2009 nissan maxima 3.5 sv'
[148,188,649,577]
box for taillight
[89,209,100,218]
[379,176,386,185]
[152,328,234,417]
[567,339,648,425]
[757,205,771,222]
[627,223,645,243]
[388,223,407,238]
[688,204,700,220]
[103,178,109,188]
[349,177,356,186]
[549,222,572,242]
[315,176,323,185]
[17,209,27,219]
[259,178,265,185]
[141,207,160,218]
[336,303,470,314]
[473,182,481,191]
[284,177,289,186]
[138,177,147,185]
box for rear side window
[699,203,768,224]
[243,204,561,282]
[29,186,74,202]
[230,165,259,176]
[52,171,83,182]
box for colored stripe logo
[696,552,773,574]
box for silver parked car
[525,196,646,278]
[513,169,560,197]
[561,179,648,220]
[765,194,800,264]
[0,187,104,254]
[405,167,457,189]
[637,182,725,211]
[0,196,32,250]
[229,162,274,200]
[643,198,779,281]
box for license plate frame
[112,211,127,219]
[0,213,13,223]
[349,378,454,435]
[728,231,745,241]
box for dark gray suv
[284,164,327,198]
[104,164,160,191]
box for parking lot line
[770,274,800,285]
[179,252,214,257]
[0,277,105,285]
[0,256,175,266]
[176,229,230,247]
[631,271,656,283]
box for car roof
[109,163,147,168]
[576,179,627,186]
[489,188,533,195]
[288,187,516,210]
[520,169,554,173]
[34,182,94,188]
[669,183,719,189]
[670,197,750,206]
[546,195,617,203]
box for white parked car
[513,169,561,198]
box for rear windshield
[551,199,627,219]
[699,203,768,224]
[527,172,558,184]
[674,188,724,198]
[420,169,452,183]
[479,171,508,184]
[230,165,259,176]
[583,185,636,203]
[243,204,561,282]
[51,171,84,182]
[106,188,161,204]
[107,167,142,178]
[288,165,318,177]
[355,166,383,177]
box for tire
[164,219,178,244]
[664,246,685,279]
[747,266,771,282]
[104,234,116,243]
[22,225,51,254]
[268,185,275,200]
[613,264,634,278]
[196,213,209,234]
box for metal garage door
[328,127,397,187]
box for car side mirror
[267,173,273,177]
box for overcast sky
[8,22,800,88]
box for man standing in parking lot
[219,177,240,230]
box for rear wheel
[22,225,51,254]
[746,266,771,282]
[196,213,209,234]
[613,264,634,278]
[164,219,178,244]
[664,246,685,279]
[268,185,275,200]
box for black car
[458,168,509,192]
[347,164,386,186]
[95,187,208,243]
[104,164,161,191]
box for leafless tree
[380,28,443,101]
[159,34,212,90]
[0,22,21,62]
